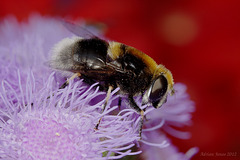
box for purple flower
[0,15,197,160]
[140,83,198,160]
[141,131,198,160]
[143,83,195,139]
[0,71,142,159]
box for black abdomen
[72,38,109,69]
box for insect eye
[149,75,168,108]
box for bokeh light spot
[159,12,198,46]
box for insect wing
[61,19,105,39]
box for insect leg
[46,73,81,99]
[128,96,144,139]
[59,73,81,89]
[95,85,113,130]
[118,97,122,111]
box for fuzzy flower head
[0,71,141,159]
[0,15,197,160]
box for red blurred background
[0,0,239,159]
